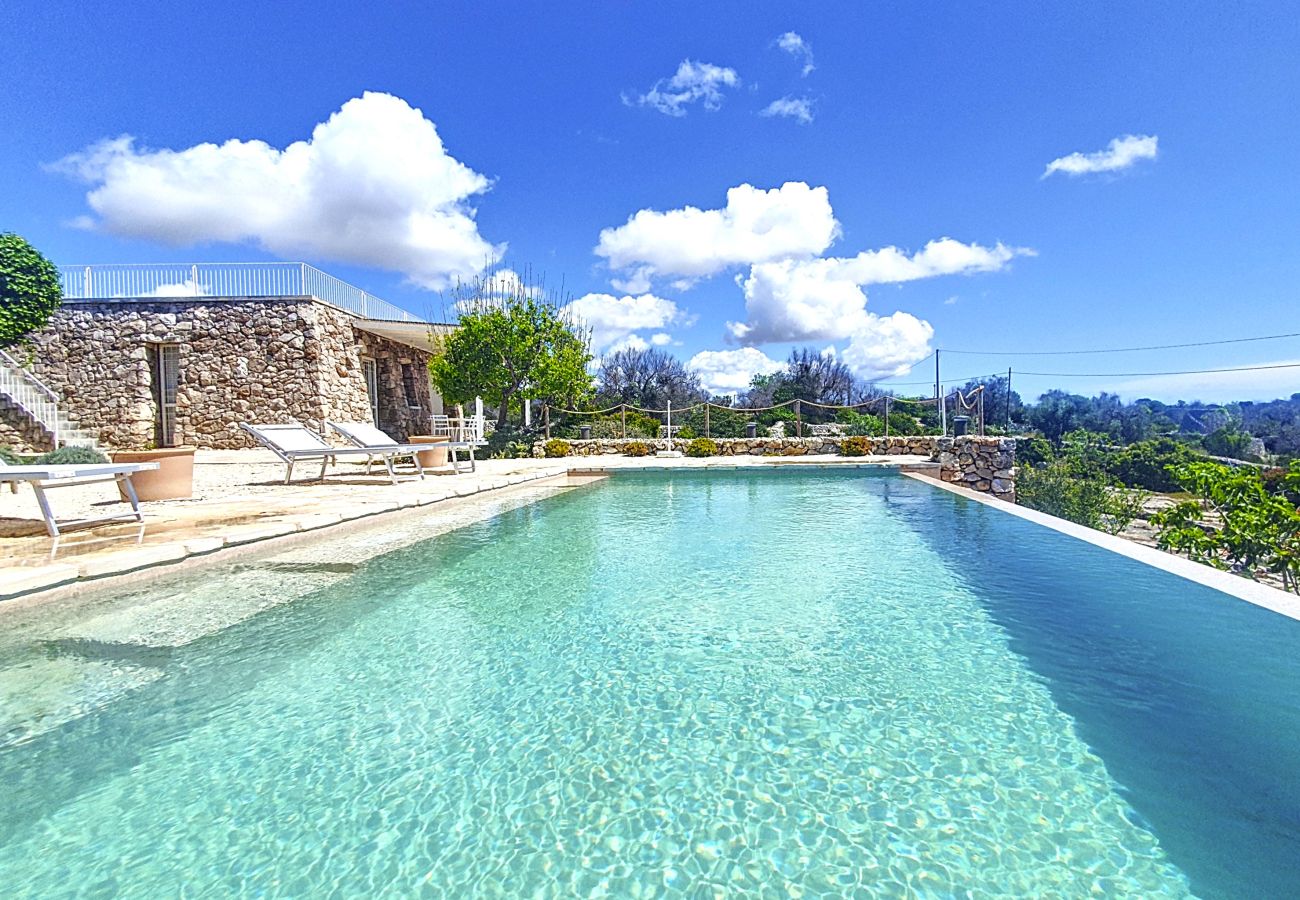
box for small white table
[0,463,160,538]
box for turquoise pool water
[2,469,1298,897]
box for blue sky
[2,1,1297,402]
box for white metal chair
[0,457,159,538]
[429,414,453,437]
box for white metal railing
[58,262,425,323]
[0,349,62,447]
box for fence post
[794,400,802,438]
[621,404,627,439]
[191,264,199,295]
[667,400,672,446]
[705,404,710,438]
[884,396,890,437]
[544,405,551,439]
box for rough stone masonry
[0,297,437,451]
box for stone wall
[533,435,1017,500]
[0,298,436,450]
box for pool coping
[0,467,572,606]
[905,472,1300,623]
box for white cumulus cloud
[687,347,786,396]
[760,96,815,124]
[729,238,1030,345]
[1043,134,1158,179]
[51,92,502,290]
[775,32,815,76]
[563,292,684,353]
[840,312,937,380]
[595,182,838,288]
[624,60,740,117]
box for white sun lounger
[329,422,477,474]
[239,422,424,485]
[0,458,159,537]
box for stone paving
[0,449,931,601]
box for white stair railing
[0,350,67,448]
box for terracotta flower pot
[112,447,196,501]
[406,435,450,470]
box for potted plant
[112,444,196,501]
[405,434,451,470]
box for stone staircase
[0,350,98,452]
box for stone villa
[0,263,452,451]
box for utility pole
[1006,367,1012,431]
[935,350,943,436]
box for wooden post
[884,396,890,437]
[544,405,551,439]
[705,404,710,438]
[795,399,802,438]
[621,404,627,439]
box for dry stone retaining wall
[534,435,1017,500]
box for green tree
[429,293,592,428]
[1153,461,1300,591]
[1202,423,1255,460]
[0,233,63,349]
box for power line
[881,371,1003,387]
[1015,361,1300,378]
[937,331,1300,356]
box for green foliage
[552,409,661,440]
[684,437,718,457]
[542,438,572,458]
[840,435,873,457]
[483,425,535,459]
[680,404,749,439]
[36,445,109,465]
[0,234,63,349]
[1103,437,1197,491]
[1016,434,1148,535]
[835,409,884,436]
[1016,435,1054,468]
[1152,461,1300,591]
[623,441,651,457]
[1202,423,1255,460]
[0,446,26,464]
[676,425,696,440]
[429,292,591,428]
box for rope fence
[539,389,986,441]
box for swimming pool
[1,468,1297,896]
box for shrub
[676,425,696,440]
[685,437,718,457]
[36,445,109,465]
[835,410,884,436]
[1015,434,1054,468]
[1017,458,1148,535]
[0,233,63,349]
[840,435,873,457]
[485,424,539,459]
[542,438,572,458]
[624,441,651,457]
[1108,437,1198,492]
[0,446,25,465]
